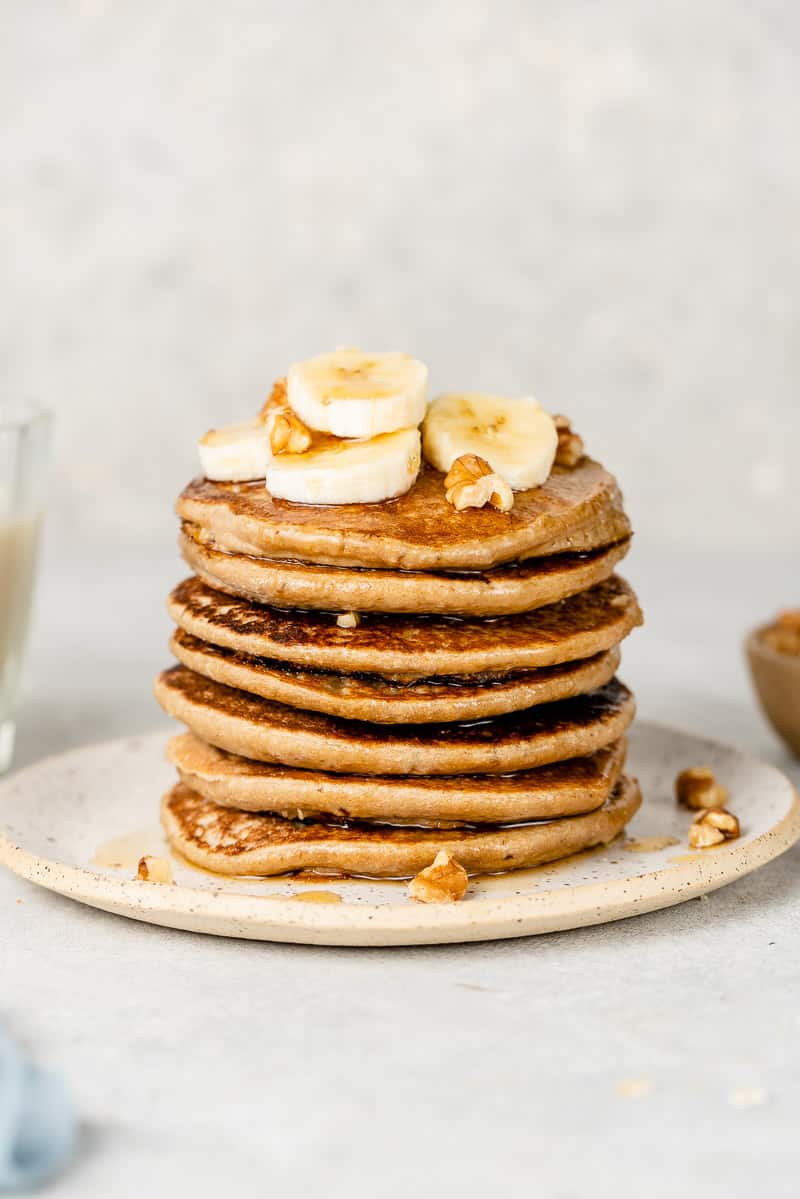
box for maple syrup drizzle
[622,836,680,854]
[92,829,165,870]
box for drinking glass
[0,403,50,773]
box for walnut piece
[553,414,585,467]
[444,455,513,512]
[763,609,800,655]
[269,410,313,455]
[336,611,360,629]
[675,766,729,811]
[688,807,741,850]
[408,851,469,904]
[260,377,313,455]
[136,855,174,883]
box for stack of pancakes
[155,457,643,880]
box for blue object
[0,1029,77,1192]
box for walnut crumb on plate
[136,855,174,884]
[408,851,468,904]
[675,766,729,811]
[688,807,741,849]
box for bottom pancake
[167,732,627,824]
[161,773,641,878]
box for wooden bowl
[746,627,800,757]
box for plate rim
[1,722,799,944]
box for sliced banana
[422,393,558,491]
[266,427,421,505]
[287,349,428,439]
[198,420,270,482]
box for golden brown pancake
[177,459,631,571]
[167,574,642,678]
[181,526,631,616]
[168,732,627,824]
[154,666,635,775]
[169,629,621,724]
[161,773,641,877]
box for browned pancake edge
[154,666,635,776]
[167,732,628,823]
[180,528,632,617]
[177,459,631,571]
[160,773,641,878]
[168,628,622,723]
[167,573,642,676]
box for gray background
[2,0,799,553]
[4,8,800,1196]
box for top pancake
[177,459,631,571]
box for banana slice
[422,393,558,490]
[266,427,421,505]
[198,420,270,482]
[287,349,428,439]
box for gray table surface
[3,536,799,1197]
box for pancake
[167,575,642,679]
[160,773,641,878]
[167,732,627,823]
[154,666,635,775]
[169,629,621,723]
[181,527,631,616]
[177,459,631,571]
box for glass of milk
[0,403,50,773]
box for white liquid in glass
[0,515,42,759]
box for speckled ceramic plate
[0,723,798,946]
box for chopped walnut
[260,377,313,455]
[675,766,729,811]
[269,410,313,455]
[688,807,741,850]
[763,609,800,655]
[266,407,309,453]
[136,855,174,883]
[444,455,513,513]
[408,851,469,904]
[553,414,585,467]
[336,611,360,629]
